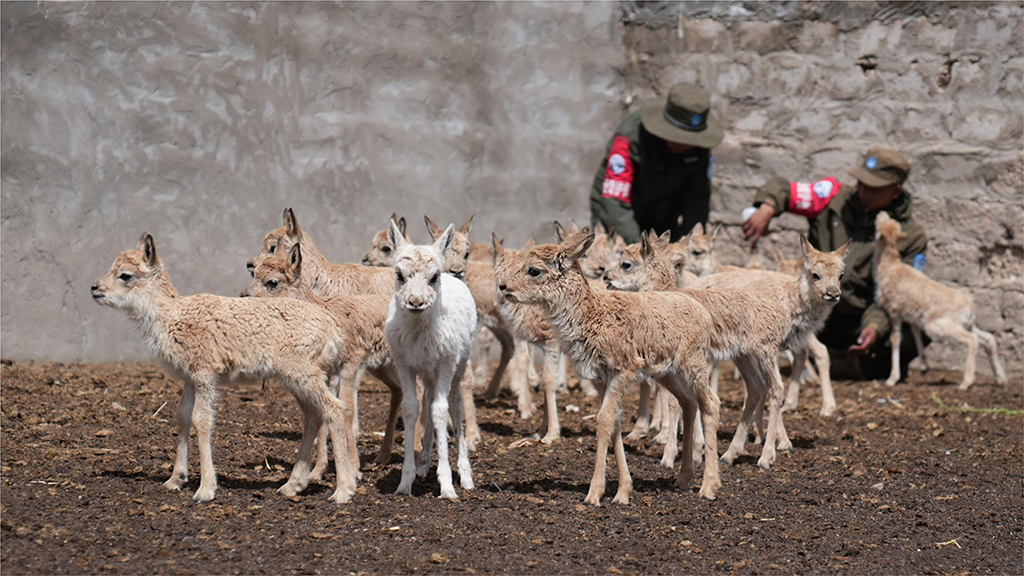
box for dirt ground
[1,359,1021,575]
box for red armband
[601,136,633,204]
[788,177,840,219]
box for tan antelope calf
[605,231,793,470]
[671,234,836,417]
[769,248,830,415]
[492,236,566,444]
[241,243,402,486]
[92,234,353,503]
[247,208,395,296]
[680,223,744,277]
[361,213,409,267]
[691,237,849,463]
[874,212,1007,389]
[497,229,721,504]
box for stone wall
[616,0,1023,378]
[2,1,1022,377]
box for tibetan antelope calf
[669,234,836,417]
[680,223,744,277]
[498,229,721,504]
[386,220,477,499]
[361,213,409,267]
[248,207,395,296]
[241,243,402,486]
[92,234,353,503]
[493,236,565,443]
[691,237,849,463]
[874,212,1006,389]
[605,231,792,470]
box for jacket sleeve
[861,304,892,337]
[753,176,792,215]
[589,136,642,245]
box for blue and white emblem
[866,157,878,169]
[812,179,833,198]
[707,156,715,180]
[690,113,702,127]
[609,154,627,175]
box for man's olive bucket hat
[641,82,724,149]
[848,147,911,187]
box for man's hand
[849,326,878,354]
[742,204,775,248]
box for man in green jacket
[742,148,929,379]
[590,82,724,245]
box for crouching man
[743,147,929,380]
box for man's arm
[590,134,642,245]
[743,176,791,247]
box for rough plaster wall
[615,1,1024,378]
[1,1,622,362]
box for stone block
[947,57,994,97]
[900,16,957,54]
[762,53,813,95]
[791,21,839,56]
[972,288,1005,333]
[997,57,1023,100]
[732,21,787,55]
[714,60,760,99]
[982,153,1024,201]
[950,104,1022,147]
[683,18,730,53]
[895,105,955,143]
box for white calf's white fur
[385,219,478,499]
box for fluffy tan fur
[247,208,395,296]
[241,243,403,487]
[360,213,408,267]
[92,234,353,504]
[874,212,1007,389]
[498,229,721,504]
[605,231,793,470]
[680,223,744,277]
[493,236,564,443]
[691,238,849,427]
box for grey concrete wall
[3,1,1022,377]
[1,1,623,362]
[616,0,1024,377]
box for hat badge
[690,113,702,127]
[866,157,878,169]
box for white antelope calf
[691,237,849,463]
[605,231,792,470]
[424,216,523,426]
[92,234,352,503]
[874,212,1007,389]
[386,220,477,499]
[497,229,721,505]
[241,243,403,486]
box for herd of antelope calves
[90,207,1007,506]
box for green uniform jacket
[589,110,712,245]
[754,176,927,338]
